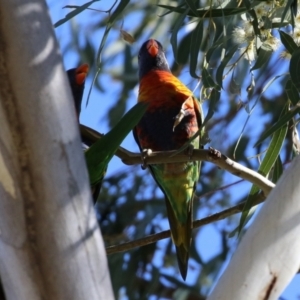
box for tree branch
[80,125,275,196]
[105,192,266,255]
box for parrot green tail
[149,160,199,280]
[165,193,193,280]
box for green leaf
[289,48,300,91]
[185,0,199,17]
[272,21,290,28]
[205,36,230,63]
[291,0,298,17]
[215,44,239,88]
[281,0,294,25]
[207,18,217,50]
[175,31,193,66]
[258,129,288,177]
[170,8,190,60]
[290,4,296,28]
[96,0,130,64]
[54,0,99,28]
[202,68,217,88]
[203,88,220,126]
[238,105,288,233]
[98,0,129,60]
[228,73,241,95]
[279,30,298,55]
[244,0,260,36]
[157,5,255,18]
[158,3,185,17]
[108,0,130,25]
[254,106,300,147]
[250,48,272,71]
[85,102,148,187]
[272,156,283,183]
[233,73,285,156]
[261,16,273,30]
[85,0,130,107]
[189,20,203,78]
[285,78,300,105]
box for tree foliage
[51,0,300,298]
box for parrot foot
[141,149,152,170]
[208,147,222,159]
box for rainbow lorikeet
[67,64,102,202]
[66,63,89,121]
[133,39,203,280]
[66,64,99,149]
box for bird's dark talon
[141,149,152,169]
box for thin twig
[106,192,266,255]
[194,179,244,201]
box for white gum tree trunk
[0,0,113,299]
[207,155,300,300]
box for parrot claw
[173,109,186,131]
[208,147,222,159]
[141,149,152,169]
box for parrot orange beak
[146,39,159,57]
[75,63,89,85]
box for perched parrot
[66,64,101,202]
[133,39,203,280]
[66,63,89,121]
[66,64,148,205]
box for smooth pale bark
[207,155,300,300]
[0,1,113,299]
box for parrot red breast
[133,39,203,280]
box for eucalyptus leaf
[158,5,256,18]
[215,44,239,88]
[289,48,300,91]
[54,0,99,28]
[85,102,147,187]
[250,48,272,71]
[203,88,220,126]
[272,156,283,183]
[254,106,300,147]
[202,68,217,88]
[238,105,288,234]
[171,8,190,60]
[285,78,300,105]
[279,30,298,55]
[190,20,203,78]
